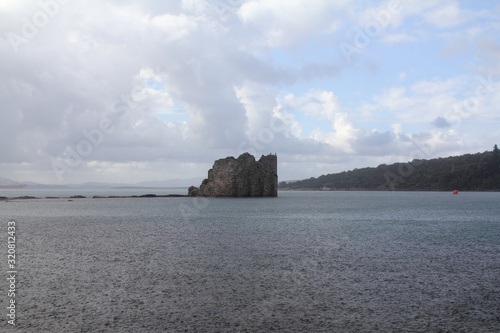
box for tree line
[280,145,500,191]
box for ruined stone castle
[189,153,278,197]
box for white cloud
[382,33,416,44]
[373,87,413,111]
[151,13,199,43]
[272,103,303,138]
[356,0,404,29]
[280,90,341,122]
[423,4,487,28]
[410,77,466,95]
[0,0,498,184]
[237,0,345,47]
[424,3,463,28]
[234,81,279,136]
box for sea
[0,190,499,332]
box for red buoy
[453,190,459,194]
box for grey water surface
[1,191,499,332]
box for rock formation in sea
[189,153,278,197]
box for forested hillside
[280,146,500,191]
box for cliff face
[191,153,278,197]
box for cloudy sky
[1,0,499,184]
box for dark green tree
[493,144,499,172]
[280,149,500,191]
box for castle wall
[196,153,277,197]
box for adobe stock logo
[208,0,243,21]
[50,81,146,182]
[51,118,114,182]
[340,0,401,63]
[237,118,287,156]
[6,0,70,53]
[445,74,496,127]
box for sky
[1,0,499,185]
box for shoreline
[0,194,188,201]
[278,188,500,192]
[2,189,500,201]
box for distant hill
[280,146,500,191]
[0,177,204,189]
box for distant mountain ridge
[280,147,500,191]
[0,177,204,189]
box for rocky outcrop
[190,153,278,197]
[188,186,200,197]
